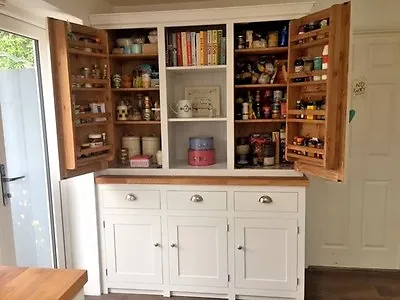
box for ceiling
[106,0,208,6]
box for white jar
[142,136,160,163]
[122,136,140,158]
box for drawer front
[167,191,227,210]
[102,189,161,209]
[234,191,298,212]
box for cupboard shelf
[171,160,227,170]
[76,153,111,167]
[235,119,286,123]
[286,153,323,166]
[287,110,326,116]
[289,70,327,79]
[287,118,325,124]
[287,144,324,155]
[235,83,287,89]
[166,65,226,72]
[109,53,158,60]
[111,88,159,92]
[114,120,161,125]
[77,145,112,156]
[71,78,109,85]
[234,47,288,55]
[291,37,329,50]
[69,40,105,50]
[168,117,227,122]
[291,27,330,43]
[69,48,108,58]
[75,121,110,128]
[289,80,327,87]
[71,87,107,92]
[75,112,111,120]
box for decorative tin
[189,136,214,150]
[188,149,216,166]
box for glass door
[0,21,56,267]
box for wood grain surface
[95,175,309,186]
[0,266,87,300]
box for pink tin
[188,149,216,166]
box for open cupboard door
[48,18,114,179]
[285,2,350,182]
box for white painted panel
[361,181,389,248]
[369,43,398,67]
[167,191,227,210]
[168,216,228,287]
[234,191,298,212]
[104,215,162,284]
[235,218,297,291]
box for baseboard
[306,265,400,277]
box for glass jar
[267,31,279,48]
[82,67,90,79]
[237,35,245,49]
[88,133,103,148]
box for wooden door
[286,2,351,181]
[168,216,228,287]
[234,218,298,291]
[104,215,163,284]
[48,18,114,179]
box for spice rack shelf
[75,113,111,120]
[75,121,110,128]
[291,37,330,50]
[291,27,330,43]
[286,152,323,166]
[234,47,288,55]
[77,145,113,157]
[76,153,110,167]
[71,87,107,92]
[234,83,287,89]
[288,80,327,87]
[287,109,326,116]
[286,144,324,155]
[287,118,325,124]
[289,70,327,79]
[69,40,106,51]
[69,48,108,58]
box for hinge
[228,274,230,282]
[105,269,108,276]
[297,226,300,234]
[226,224,230,232]
[103,221,105,228]
[297,278,300,285]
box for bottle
[296,100,302,119]
[322,45,328,80]
[255,91,261,119]
[242,103,249,120]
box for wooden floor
[86,268,400,300]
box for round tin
[189,136,214,150]
[188,149,216,166]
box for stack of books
[166,30,226,67]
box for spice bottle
[322,45,328,80]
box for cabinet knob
[237,245,243,250]
[258,195,273,204]
[125,193,137,201]
[170,243,177,248]
[190,194,203,202]
[154,242,160,247]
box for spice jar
[88,133,103,148]
[119,148,129,166]
[307,101,317,120]
[303,57,314,72]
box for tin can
[313,56,322,70]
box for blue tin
[189,136,214,150]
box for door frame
[0,8,67,268]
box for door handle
[3,176,25,182]
[0,164,25,206]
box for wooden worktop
[0,266,87,300]
[95,175,309,186]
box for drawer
[102,189,161,209]
[167,190,227,210]
[234,191,298,212]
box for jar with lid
[263,143,275,166]
[119,148,129,166]
[236,137,250,166]
[122,136,140,158]
[237,35,245,49]
[82,67,90,79]
[295,100,302,118]
[88,133,103,148]
[142,136,160,164]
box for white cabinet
[234,218,298,291]
[104,215,162,284]
[168,216,228,287]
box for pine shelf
[235,47,288,55]
[235,83,287,89]
[69,48,107,58]
[109,53,158,60]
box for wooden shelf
[109,53,158,60]
[69,48,107,58]
[287,118,325,124]
[75,112,111,120]
[76,153,110,167]
[71,87,107,92]
[111,88,159,92]
[115,120,161,125]
[77,145,112,156]
[235,119,286,123]
[287,110,326,116]
[291,37,330,50]
[71,78,109,85]
[291,27,330,43]
[289,80,327,87]
[235,83,287,89]
[287,144,324,155]
[235,47,288,55]
[166,65,226,71]
[69,40,105,50]
[287,152,323,166]
[75,121,110,128]
[169,117,227,122]
[289,70,327,79]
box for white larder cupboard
[97,179,306,300]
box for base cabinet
[168,216,228,287]
[104,215,163,284]
[234,218,298,291]
[98,184,305,299]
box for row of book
[166,30,226,67]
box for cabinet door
[168,217,228,287]
[286,2,350,181]
[235,218,298,291]
[48,18,114,179]
[104,215,162,284]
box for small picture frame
[184,86,220,118]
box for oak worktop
[0,266,87,300]
[95,175,309,186]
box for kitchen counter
[95,175,309,186]
[0,266,87,300]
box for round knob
[125,194,137,201]
[154,242,160,247]
[258,195,273,204]
[237,245,243,250]
[170,243,177,248]
[190,194,203,202]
